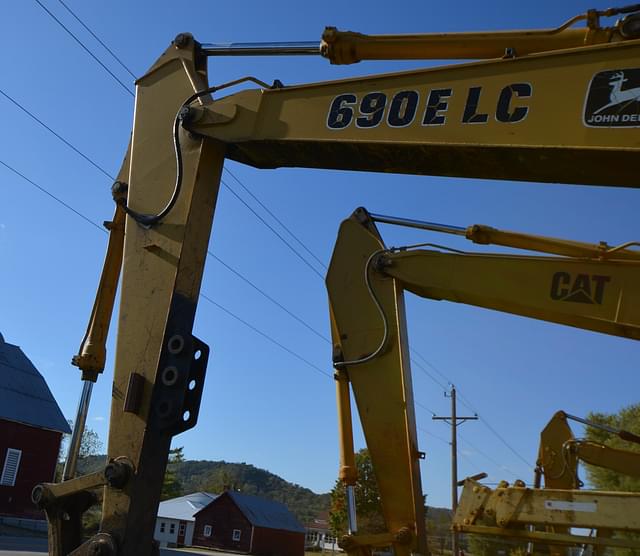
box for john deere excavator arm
[188,36,640,187]
[33,6,640,555]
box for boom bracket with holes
[148,294,210,436]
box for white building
[154,492,217,548]
[304,512,341,552]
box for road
[0,536,233,555]
[0,535,47,555]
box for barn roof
[158,492,218,521]
[208,491,305,533]
[0,332,71,434]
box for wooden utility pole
[433,386,478,556]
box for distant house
[154,491,217,547]
[0,332,71,521]
[304,511,340,552]
[192,490,305,556]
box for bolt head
[32,485,43,502]
[173,33,193,48]
[86,535,116,556]
[104,459,131,489]
[89,541,108,556]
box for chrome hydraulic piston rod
[62,380,94,480]
[201,41,320,56]
[369,211,467,236]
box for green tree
[161,446,185,500]
[425,509,450,556]
[585,403,640,492]
[57,421,104,480]
[59,420,103,461]
[329,449,385,538]
[78,427,102,458]
[583,404,640,556]
[467,533,529,556]
[203,468,238,494]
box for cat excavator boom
[327,208,640,555]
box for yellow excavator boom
[326,207,640,555]
[33,6,640,554]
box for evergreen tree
[161,446,185,500]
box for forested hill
[175,460,330,523]
[76,456,450,526]
[77,456,330,523]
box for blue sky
[1,0,638,511]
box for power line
[224,167,327,270]
[28,5,326,283]
[477,416,532,469]
[458,450,481,473]
[6,79,531,472]
[33,0,135,97]
[457,432,524,480]
[3,154,456,435]
[55,0,137,79]
[19,8,532,471]
[0,159,105,234]
[412,358,449,392]
[0,87,333,351]
[416,401,437,416]
[200,292,331,379]
[207,251,330,344]
[418,426,449,445]
[437,382,533,470]
[0,88,114,181]
[4,85,329,340]
[221,180,325,279]
[453,387,488,417]
[411,350,531,469]
[5,155,508,481]
[1,159,333,382]
[411,348,454,387]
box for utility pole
[433,386,478,556]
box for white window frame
[0,449,22,487]
[203,524,212,537]
[160,522,166,533]
[169,523,176,535]
[232,529,242,541]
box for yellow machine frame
[31,7,640,555]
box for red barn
[0,332,70,522]
[192,491,305,556]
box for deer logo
[584,68,640,127]
[593,71,640,114]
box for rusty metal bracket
[457,524,640,549]
[493,485,529,527]
[453,479,493,529]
